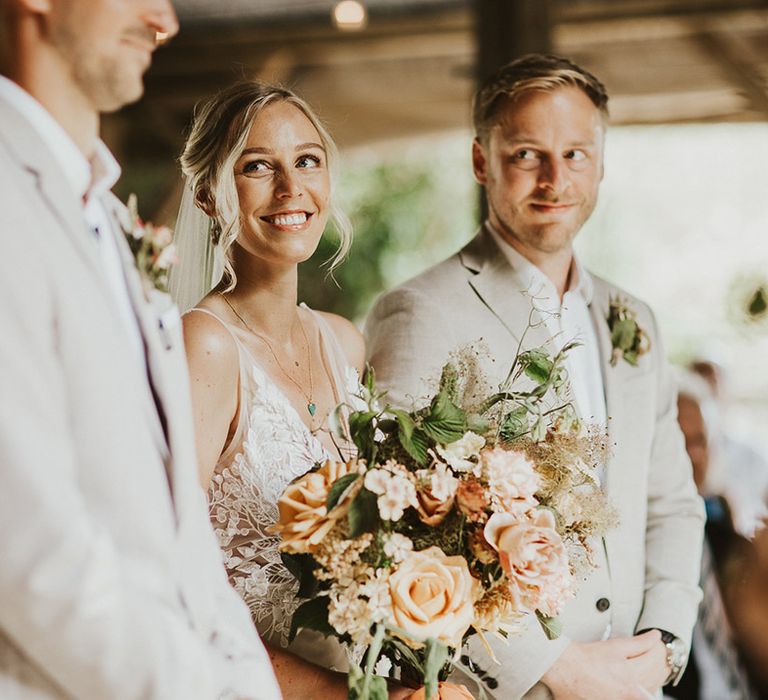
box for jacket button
[596,597,610,612]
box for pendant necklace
[221,295,317,417]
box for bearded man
[366,54,704,700]
[0,1,280,698]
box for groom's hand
[541,629,664,699]
[626,632,670,693]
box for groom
[0,1,280,699]
[366,54,704,699]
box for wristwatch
[637,628,687,686]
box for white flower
[365,463,417,522]
[378,494,407,521]
[359,569,393,621]
[374,656,393,677]
[155,243,178,270]
[436,431,486,472]
[383,533,414,562]
[378,472,418,521]
[421,462,459,502]
[150,224,173,248]
[364,469,390,495]
[328,589,371,642]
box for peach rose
[455,477,489,523]
[406,682,475,700]
[415,463,458,526]
[389,547,480,648]
[415,488,454,526]
[270,460,358,553]
[483,510,574,616]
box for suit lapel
[588,279,640,591]
[104,197,180,496]
[0,98,106,286]
[461,227,553,363]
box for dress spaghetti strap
[186,306,252,462]
[300,304,355,403]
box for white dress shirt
[487,223,607,429]
[0,76,144,365]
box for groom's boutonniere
[607,296,651,367]
[123,194,178,294]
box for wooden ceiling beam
[695,28,768,118]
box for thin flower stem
[361,622,386,697]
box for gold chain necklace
[221,294,317,417]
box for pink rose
[483,510,574,616]
[480,448,540,516]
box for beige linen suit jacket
[0,96,280,699]
[366,226,705,699]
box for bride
[169,81,368,698]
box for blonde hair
[180,80,352,291]
[473,54,609,144]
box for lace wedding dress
[189,303,360,670]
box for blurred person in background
[690,357,768,538]
[669,372,762,700]
[722,526,768,696]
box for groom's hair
[473,54,609,144]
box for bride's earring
[210,220,223,245]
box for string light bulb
[332,0,367,31]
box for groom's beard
[491,191,598,257]
[51,22,157,113]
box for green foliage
[536,610,563,640]
[280,552,319,598]
[407,509,466,557]
[424,638,449,700]
[349,488,380,536]
[347,664,388,700]
[519,348,554,385]
[393,409,430,464]
[296,151,476,322]
[350,411,379,462]
[289,596,334,642]
[607,296,650,367]
[421,390,467,444]
[327,473,360,510]
[499,405,529,442]
[348,622,389,700]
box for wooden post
[474,0,553,84]
[473,0,553,218]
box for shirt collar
[0,76,120,203]
[485,220,594,306]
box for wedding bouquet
[271,341,617,700]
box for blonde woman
[170,82,382,698]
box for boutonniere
[607,296,651,367]
[123,194,178,294]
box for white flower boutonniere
[123,194,178,294]
[607,296,651,367]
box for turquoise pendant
[308,402,317,416]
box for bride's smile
[235,100,330,265]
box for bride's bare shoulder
[182,298,238,369]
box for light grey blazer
[0,96,280,699]
[366,226,704,699]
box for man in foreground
[366,54,704,699]
[0,1,280,697]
